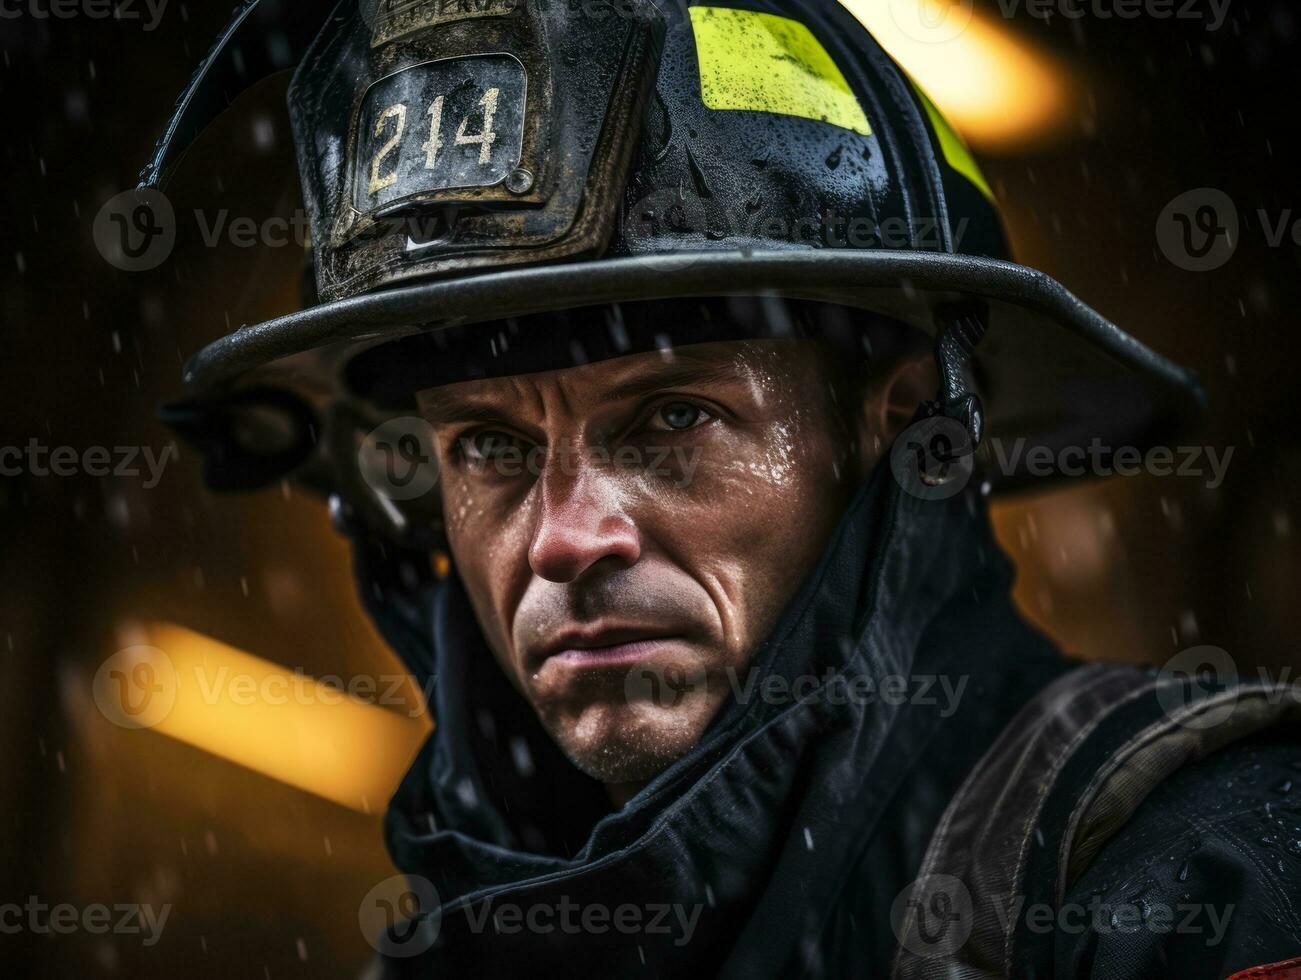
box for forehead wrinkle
[588,343,776,404]
[508,374,550,422]
[417,339,811,424]
[418,374,545,428]
[550,369,585,420]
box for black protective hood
[354,466,1072,977]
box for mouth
[531,626,686,672]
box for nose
[527,449,641,584]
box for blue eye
[653,402,710,431]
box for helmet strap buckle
[923,303,988,459]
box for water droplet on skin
[1275,778,1294,794]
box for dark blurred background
[2,0,1299,976]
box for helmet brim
[182,249,1205,492]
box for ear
[851,349,939,482]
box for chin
[540,697,716,785]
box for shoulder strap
[892,663,1301,979]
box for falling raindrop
[509,736,535,777]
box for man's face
[417,340,858,788]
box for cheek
[677,406,844,515]
[635,411,848,646]
[441,472,536,657]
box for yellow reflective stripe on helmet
[911,80,995,202]
[688,6,871,136]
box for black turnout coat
[356,469,1301,979]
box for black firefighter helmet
[146,0,1204,546]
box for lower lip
[549,638,682,668]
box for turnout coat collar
[361,469,1066,976]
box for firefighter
[141,0,1300,976]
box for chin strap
[922,303,988,456]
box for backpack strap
[892,662,1301,979]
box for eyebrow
[417,398,519,428]
[418,352,744,426]
[595,359,742,404]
